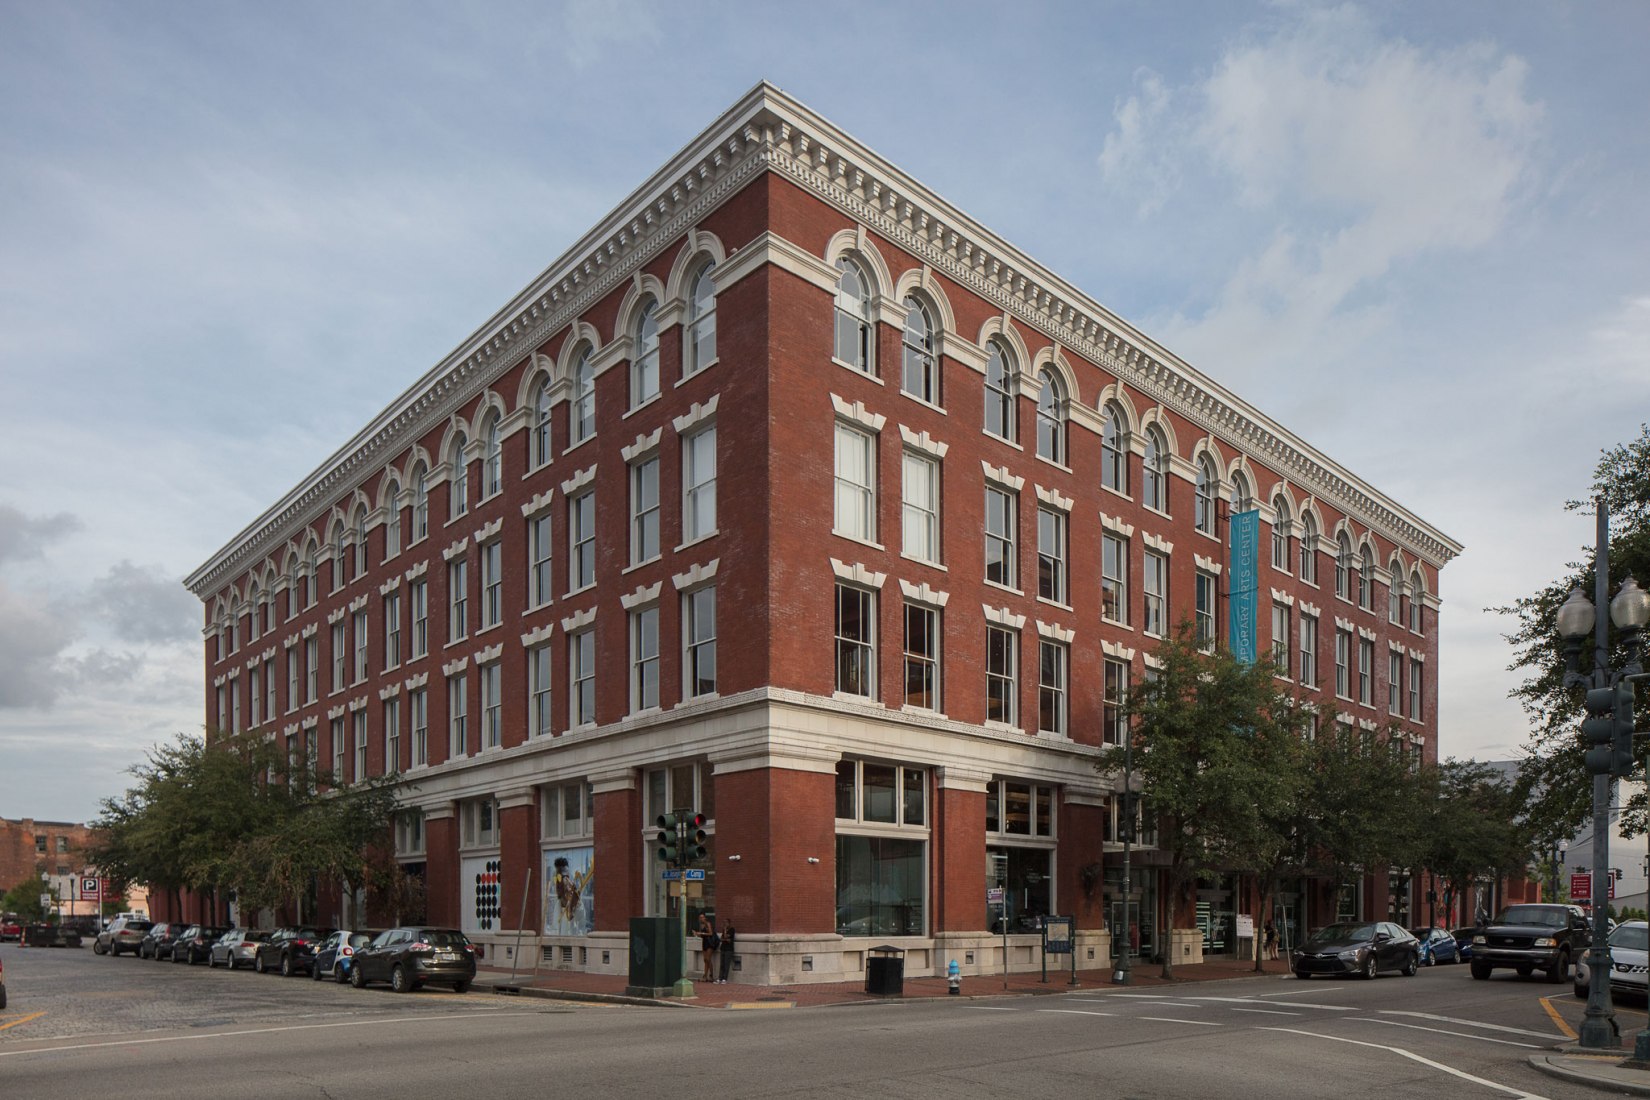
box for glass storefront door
[987,846,1052,933]
[1105,867,1158,960]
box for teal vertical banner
[1228,509,1260,664]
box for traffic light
[1583,687,1617,776]
[1610,681,1637,778]
[656,812,680,864]
[688,812,708,862]
[1117,792,1139,843]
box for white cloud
[0,504,82,563]
[0,580,79,708]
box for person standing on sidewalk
[718,920,736,983]
[697,913,718,982]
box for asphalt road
[2,943,1641,1099]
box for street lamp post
[1556,500,1650,1052]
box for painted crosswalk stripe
[1354,1018,1543,1049]
[1230,1008,1298,1016]
[1259,1028,1552,1099]
[1038,1009,1116,1017]
[1378,1010,1565,1041]
[1138,1017,1222,1026]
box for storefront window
[836,835,924,937]
[643,761,716,925]
[987,847,1051,933]
[1105,865,1157,960]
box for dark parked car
[312,929,380,984]
[254,926,332,977]
[172,925,232,965]
[1451,926,1476,963]
[1291,921,1420,979]
[1410,926,1460,966]
[139,922,190,960]
[1470,904,1589,983]
[94,916,154,956]
[209,929,269,969]
[350,927,476,993]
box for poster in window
[544,846,595,936]
[461,855,501,935]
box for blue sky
[2,0,1647,822]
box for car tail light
[341,946,353,957]
[463,944,475,953]
[411,941,431,951]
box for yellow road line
[1539,996,1578,1040]
[0,1012,46,1033]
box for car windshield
[126,921,154,932]
[1610,925,1650,951]
[1306,923,1374,944]
[419,930,470,947]
[1495,907,1567,926]
[348,933,374,947]
[1409,927,1435,938]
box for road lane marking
[1138,1017,1222,1026]
[1380,1010,1567,1041]
[968,1007,1018,1011]
[0,1011,546,1059]
[1258,987,1344,998]
[1260,1028,1552,1099]
[1230,1008,1298,1016]
[1038,1009,1116,1017]
[0,1012,46,1033]
[1189,996,1351,1011]
[1538,997,1579,1040]
[1353,1018,1545,1049]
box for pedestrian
[697,913,718,982]
[1264,919,1278,961]
[718,920,736,983]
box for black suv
[350,927,476,993]
[1471,903,1591,983]
[253,926,332,977]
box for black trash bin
[865,944,905,996]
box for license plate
[434,950,457,961]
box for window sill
[564,582,597,600]
[677,357,719,385]
[1035,453,1073,475]
[1142,503,1171,522]
[676,692,720,708]
[568,721,597,735]
[1100,484,1132,504]
[831,691,884,707]
[444,512,470,529]
[1195,528,1221,544]
[900,705,948,720]
[475,621,504,637]
[1036,596,1074,613]
[562,434,596,458]
[982,429,1022,451]
[1101,618,1133,631]
[832,532,885,552]
[675,531,719,553]
[832,357,882,382]
[444,636,470,650]
[629,705,663,720]
[983,579,1024,598]
[622,393,663,420]
[900,552,946,572]
[522,600,554,616]
[622,556,662,576]
[522,460,553,481]
[899,390,947,416]
[984,720,1022,735]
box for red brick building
[183,84,1459,982]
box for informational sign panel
[1571,872,1591,900]
[1228,509,1260,664]
[1235,914,1254,940]
[79,877,102,901]
[1042,916,1073,955]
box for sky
[2,0,1647,824]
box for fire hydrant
[947,958,961,995]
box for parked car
[350,927,476,993]
[94,916,154,956]
[139,922,189,960]
[1574,920,1650,1001]
[1451,927,1476,963]
[312,929,380,984]
[254,926,332,977]
[209,929,269,969]
[0,916,21,942]
[1471,904,1589,983]
[1291,921,1420,979]
[1410,926,1460,966]
[172,925,232,965]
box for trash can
[865,944,905,996]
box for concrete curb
[1528,1053,1650,1096]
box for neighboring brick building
[183,83,1460,983]
[0,817,93,893]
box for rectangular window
[834,423,876,542]
[305,638,318,703]
[353,610,368,683]
[1300,614,1319,688]
[1271,603,1291,674]
[331,716,346,782]
[834,584,876,697]
[353,710,368,780]
[569,492,595,591]
[529,515,553,607]
[1143,551,1167,637]
[410,688,428,767]
[570,629,595,726]
[1334,629,1351,698]
[383,697,401,773]
[331,622,347,692]
[411,580,429,658]
[901,451,940,563]
[448,672,468,758]
[542,781,594,841]
[385,592,402,670]
[984,485,1017,588]
[1389,651,1403,715]
[249,668,261,728]
[1358,637,1374,705]
[903,602,939,711]
[631,606,660,712]
[986,625,1018,726]
[1194,571,1217,652]
[481,661,502,749]
[528,645,553,738]
[683,427,717,543]
[264,657,276,721]
[1409,658,1423,720]
[1038,507,1067,604]
[286,646,299,713]
[683,586,717,699]
[1103,658,1128,746]
[448,559,468,642]
[630,457,660,565]
[481,540,502,629]
[230,681,241,732]
[1103,535,1128,624]
[1038,639,1068,736]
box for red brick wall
[593,785,642,932]
[425,815,458,927]
[712,767,835,934]
[498,801,540,932]
[934,786,986,932]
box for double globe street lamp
[1555,501,1650,1052]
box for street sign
[1571,872,1591,900]
[986,887,1004,905]
[660,869,706,881]
[81,877,101,901]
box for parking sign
[81,877,101,901]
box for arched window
[570,348,595,445]
[1100,403,1126,490]
[247,583,261,641]
[1388,559,1403,623]
[1335,533,1352,599]
[531,378,553,467]
[984,340,1016,441]
[353,509,368,579]
[633,299,660,407]
[385,482,402,557]
[449,433,470,519]
[834,258,874,373]
[481,416,502,498]
[1299,514,1318,584]
[287,559,301,618]
[1194,455,1217,534]
[1272,497,1291,569]
[302,547,316,607]
[412,464,429,542]
[1229,471,1253,514]
[687,263,716,375]
[901,297,937,404]
[1036,369,1066,464]
[1409,569,1425,633]
[329,520,347,591]
[1142,426,1168,512]
[228,598,242,653]
[1358,547,1375,609]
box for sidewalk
[473,954,1301,1009]
[1530,1052,1650,1097]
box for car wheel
[1294,970,1311,981]
[1471,961,1490,980]
[207,953,218,968]
[1548,952,1570,984]
[254,953,266,974]
[1403,951,1418,977]
[391,964,410,993]
[280,954,293,977]
[1362,952,1378,980]
[336,964,350,984]
[312,963,324,981]
[350,963,366,988]
[453,980,471,994]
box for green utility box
[626,916,683,995]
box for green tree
[2,878,56,922]
[1416,760,1536,923]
